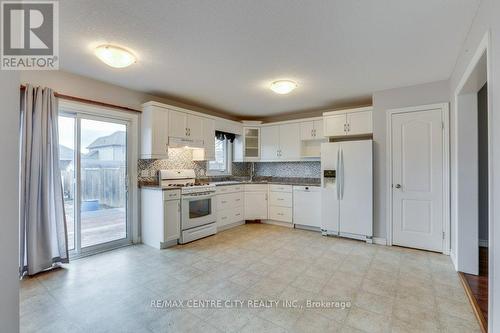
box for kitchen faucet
[250,162,255,182]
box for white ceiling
[59,0,480,118]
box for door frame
[59,100,139,257]
[452,30,493,331]
[385,103,450,254]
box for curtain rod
[19,85,141,113]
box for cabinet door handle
[277,198,284,201]
[347,123,350,132]
[221,200,227,204]
[344,124,347,132]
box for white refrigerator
[321,140,373,241]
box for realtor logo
[1,1,58,70]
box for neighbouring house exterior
[86,131,126,161]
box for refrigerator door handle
[340,148,345,200]
[336,148,340,200]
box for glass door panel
[58,116,76,251]
[80,118,128,248]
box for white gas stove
[159,169,217,243]
[159,169,215,194]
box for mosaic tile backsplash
[138,148,320,182]
[253,161,320,178]
[138,148,207,182]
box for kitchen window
[208,137,232,175]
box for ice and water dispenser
[323,169,336,188]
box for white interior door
[391,109,444,252]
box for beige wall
[448,0,500,329]
[0,71,20,332]
[20,70,239,120]
[372,80,450,239]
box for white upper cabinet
[187,114,203,140]
[300,119,324,140]
[261,125,280,160]
[323,107,372,137]
[324,113,348,137]
[141,104,169,159]
[300,121,314,140]
[215,119,243,136]
[313,119,324,138]
[261,124,300,161]
[169,110,187,138]
[192,117,215,161]
[168,110,203,139]
[346,111,372,136]
[279,123,301,160]
[142,101,240,159]
[234,127,261,162]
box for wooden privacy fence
[81,165,126,208]
[60,162,126,209]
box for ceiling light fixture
[95,45,136,68]
[270,80,297,94]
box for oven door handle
[182,193,215,201]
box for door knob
[395,184,402,189]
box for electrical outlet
[140,170,149,178]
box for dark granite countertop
[139,184,181,191]
[139,177,321,190]
[210,180,321,187]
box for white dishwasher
[293,186,322,228]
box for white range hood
[168,136,204,149]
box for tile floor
[20,224,480,333]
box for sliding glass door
[59,113,131,256]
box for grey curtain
[20,84,69,276]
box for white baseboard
[373,237,387,246]
[479,239,489,248]
[450,249,458,271]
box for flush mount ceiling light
[270,80,298,94]
[94,45,136,68]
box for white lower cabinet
[213,183,323,230]
[244,184,268,220]
[216,185,244,229]
[268,185,293,223]
[141,189,181,249]
[269,206,293,223]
